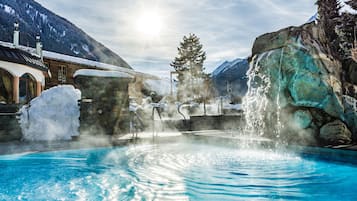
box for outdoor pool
[1,140,357,200]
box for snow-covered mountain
[0,0,131,68]
[211,58,249,98]
[307,13,318,23]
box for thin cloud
[35,0,316,77]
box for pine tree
[337,12,356,60]
[316,0,342,58]
[170,33,207,101]
[334,0,357,60]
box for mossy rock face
[253,43,344,120]
[289,73,329,107]
[248,22,356,144]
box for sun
[136,11,163,38]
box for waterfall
[242,48,285,140]
[242,52,271,137]
[275,47,285,139]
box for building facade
[0,23,47,105]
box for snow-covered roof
[43,51,131,72]
[0,41,41,58]
[73,69,133,79]
[0,60,45,85]
[0,40,159,80]
[42,51,158,79]
[0,42,47,74]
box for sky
[35,0,317,77]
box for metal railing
[0,112,21,116]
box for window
[19,73,36,104]
[44,62,50,68]
[58,65,67,83]
[44,62,51,85]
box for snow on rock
[212,58,244,77]
[39,13,48,23]
[340,0,357,14]
[19,85,81,141]
[82,44,90,52]
[3,5,15,15]
[73,69,133,78]
[0,4,15,15]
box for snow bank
[19,85,81,141]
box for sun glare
[136,11,163,38]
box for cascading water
[242,48,286,142]
[242,52,272,137]
[275,47,285,139]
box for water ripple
[1,142,357,200]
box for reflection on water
[1,142,357,200]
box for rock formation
[245,22,357,146]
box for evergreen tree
[170,33,207,101]
[337,12,356,60]
[333,0,357,60]
[316,0,342,57]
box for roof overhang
[0,60,45,85]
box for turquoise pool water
[1,141,357,200]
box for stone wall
[0,105,21,141]
[75,76,133,136]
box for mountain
[307,13,318,23]
[0,0,131,68]
[211,58,249,98]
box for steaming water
[1,141,357,200]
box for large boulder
[319,120,352,145]
[245,22,356,144]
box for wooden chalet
[0,23,48,105]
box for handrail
[0,112,21,116]
[177,103,187,121]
